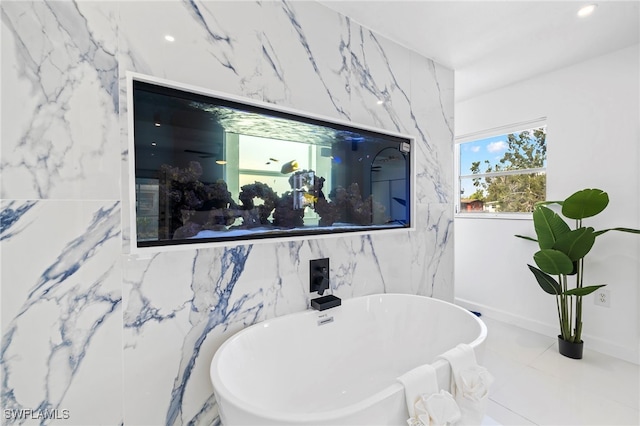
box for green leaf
[568,261,579,276]
[527,264,561,295]
[563,285,606,296]
[514,234,538,243]
[534,249,574,275]
[533,206,571,249]
[562,188,609,220]
[594,227,640,237]
[535,200,563,208]
[553,227,596,261]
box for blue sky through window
[459,134,510,198]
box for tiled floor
[481,317,640,426]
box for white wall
[455,45,640,364]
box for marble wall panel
[0,1,120,201]
[259,1,351,120]
[0,200,122,425]
[1,1,454,425]
[117,1,265,99]
[349,22,414,133]
[410,53,455,204]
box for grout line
[525,340,557,368]
[488,397,539,426]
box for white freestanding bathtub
[210,293,487,425]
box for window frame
[454,118,547,219]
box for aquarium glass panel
[132,78,412,248]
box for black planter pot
[558,335,584,359]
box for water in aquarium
[132,79,411,247]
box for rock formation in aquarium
[314,197,339,226]
[158,161,239,239]
[273,192,306,228]
[237,182,278,227]
[157,160,388,240]
[310,175,339,226]
[315,183,386,226]
[172,221,203,240]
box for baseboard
[455,297,639,365]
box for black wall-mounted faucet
[314,266,330,295]
[310,258,330,295]
[309,258,341,311]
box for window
[455,120,547,215]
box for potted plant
[515,188,640,359]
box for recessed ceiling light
[154,122,161,127]
[151,142,157,146]
[577,4,597,17]
[164,34,175,42]
[216,160,227,165]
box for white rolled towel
[418,391,461,426]
[438,344,494,426]
[398,364,440,418]
[398,364,461,426]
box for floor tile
[481,317,640,425]
[482,347,529,394]
[486,399,536,426]
[482,317,555,366]
[491,366,640,425]
[530,346,640,411]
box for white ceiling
[318,0,640,101]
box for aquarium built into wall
[127,73,415,252]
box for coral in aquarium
[173,221,203,240]
[329,183,385,225]
[238,182,278,226]
[314,197,341,226]
[312,175,341,226]
[273,192,306,228]
[157,160,388,241]
[205,207,238,229]
[203,179,238,211]
[158,161,240,239]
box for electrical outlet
[594,289,610,308]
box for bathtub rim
[209,293,487,424]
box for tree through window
[457,124,547,214]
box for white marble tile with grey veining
[260,1,352,121]
[413,203,455,301]
[0,200,123,425]
[411,53,455,204]
[348,22,414,134]
[118,0,265,100]
[1,1,120,201]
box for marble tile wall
[1,1,454,425]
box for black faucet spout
[315,267,330,295]
[311,294,341,311]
